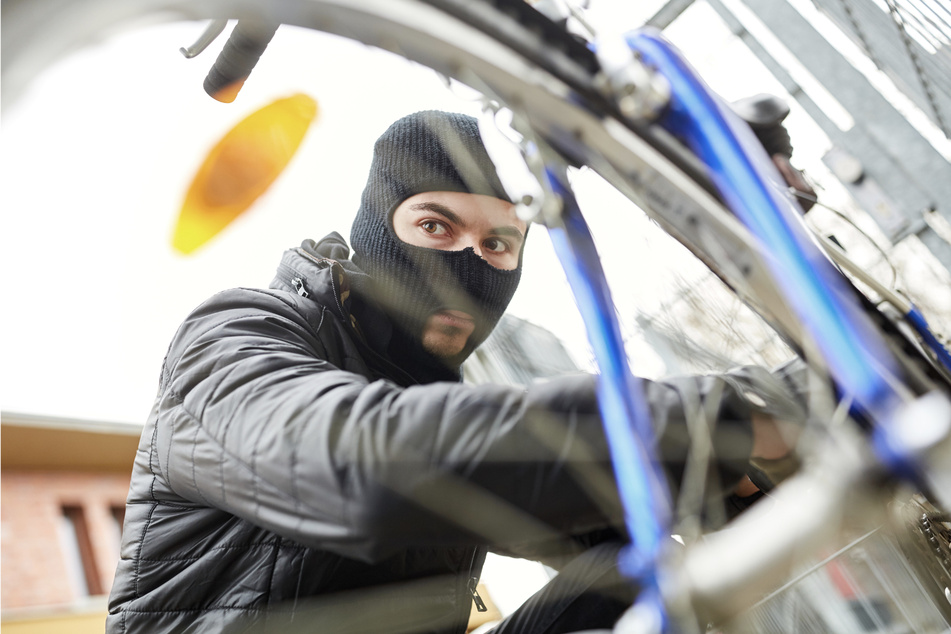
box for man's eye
[484,237,509,253]
[421,221,446,235]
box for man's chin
[421,331,470,364]
[421,313,476,363]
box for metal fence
[809,0,951,139]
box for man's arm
[153,288,769,562]
[154,288,626,562]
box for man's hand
[772,154,816,213]
[735,412,802,496]
[731,93,816,212]
[751,412,799,460]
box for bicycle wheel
[5,0,950,630]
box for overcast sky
[1,1,845,425]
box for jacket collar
[269,233,387,346]
[271,234,460,385]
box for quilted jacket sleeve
[153,287,757,563]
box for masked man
[108,110,802,634]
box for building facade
[1,413,140,633]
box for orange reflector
[210,79,247,104]
[172,93,318,254]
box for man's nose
[461,235,483,259]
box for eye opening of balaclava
[350,110,525,369]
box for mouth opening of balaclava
[349,110,524,371]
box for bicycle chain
[899,496,951,614]
[918,509,951,575]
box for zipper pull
[468,577,488,612]
[291,277,309,298]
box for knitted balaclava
[350,110,523,367]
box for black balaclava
[350,110,523,372]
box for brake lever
[179,19,229,59]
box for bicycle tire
[4,0,951,629]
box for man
[107,110,802,633]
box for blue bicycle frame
[544,28,951,629]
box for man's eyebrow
[410,201,465,227]
[410,201,525,243]
[489,225,525,243]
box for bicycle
[4,1,951,631]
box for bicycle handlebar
[202,20,279,103]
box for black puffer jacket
[107,233,762,633]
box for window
[111,505,126,531]
[110,505,126,557]
[58,505,103,597]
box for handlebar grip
[203,20,279,103]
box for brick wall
[1,470,131,609]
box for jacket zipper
[290,277,309,298]
[287,251,422,387]
[468,576,488,612]
[294,248,346,316]
[466,549,487,613]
